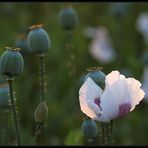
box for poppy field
[0,2,148,146]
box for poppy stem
[36,53,46,145]
[110,120,114,145]
[7,77,21,146]
[101,123,105,146]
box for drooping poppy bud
[34,101,48,124]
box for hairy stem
[7,77,20,146]
[101,123,105,146]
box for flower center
[118,103,131,117]
[94,98,102,110]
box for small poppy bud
[59,7,78,31]
[85,67,106,89]
[0,47,24,77]
[0,85,10,109]
[34,101,48,123]
[27,24,51,53]
[81,119,98,140]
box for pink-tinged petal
[126,78,145,111]
[79,77,103,102]
[79,93,98,119]
[79,77,103,118]
[118,103,131,117]
[100,79,131,120]
[105,71,125,87]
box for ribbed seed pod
[81,119,98,140]
[27,24,51,53]
[34,101,48,123]
[0,47,24,77]
[0,85,9,109]
[85,67,106,89]
[59,7,78,30]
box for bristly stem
[101,123,105,146]
[38,53,45,102]
[110,120,114,145]
[36,53,46,145]
[7,77,20,146]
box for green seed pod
[59,7,78,30]
[81,119,98,140]
[34,101,48,123]
[0,47,24,77]
[0,85,10,109]
[27,24,51,53]
[84,67,106,89]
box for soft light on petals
[101,79,131,120]
[105,71,125,87]
[79,77,103,119]
[126,78,145,111]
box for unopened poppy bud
[27,24,51,53]
[34,101,48,123]
[0,47,24,77]
[59,7,78,30]
[81,119,98,140]
[0,85,10,109]
[85,67,106,89]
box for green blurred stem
[34,123,44,145]
[38,53,45,102]
[7,77,20,146]
[110,120,114,145]
[101,123,105,146]
[37,53,46,145]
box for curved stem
[7,77,20,146]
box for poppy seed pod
[34,101,48,123]
[81,119,98,140]
[59,7,78,30]
[0,47,24,77]
[85,67,106,89]
[0,85,10,109]
[27,24,51,53]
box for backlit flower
[79,71,145,123]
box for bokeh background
[0,2,148,146]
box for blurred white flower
[79,71,145,123]
[142,66,148,102]
[83,26,116,64]
[136,13,148,43]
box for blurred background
[0,2,148,146]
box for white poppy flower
[83,26,116,64]
[79,71,145,123]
